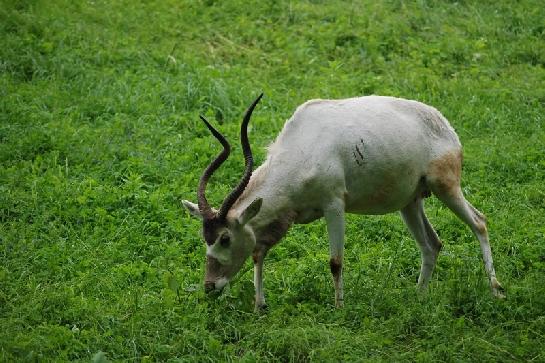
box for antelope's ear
[238,198,262,226]
[182,200,202,219]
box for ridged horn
[217,93,263,220]
[197,115,231,220]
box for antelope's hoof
[491,278,506,299]
[255,303,268,313]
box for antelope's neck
[231,162,296,247]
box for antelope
[183,93,504,310]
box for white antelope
[183,94,504,310]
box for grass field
[1,0,545,361]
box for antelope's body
[235,96,458,219]
[183,94,504,310]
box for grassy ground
[1,0,544,361]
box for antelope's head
[183,94,264,294]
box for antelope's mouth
[204,278,229,295]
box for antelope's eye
[219,234,231,247]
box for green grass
[1,0,544,361]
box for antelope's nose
[204,281,215,294]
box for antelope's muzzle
[204,281,216,294]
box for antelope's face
[183,94,264,294]
[183,199,262,293]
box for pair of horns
[197,93,263,221]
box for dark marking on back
[353,151,362,166]
[355,144,364,159]
[352,138,365,167]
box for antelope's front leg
[324,200,345,308]
[252,247,268,312]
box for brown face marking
[428,150,462,197]
[203,217,225,245]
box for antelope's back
[271,96,459,162]
[265,96,462,214]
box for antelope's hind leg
[427,151,504,298]
[433,186,505,298]
[401,198,442,291]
